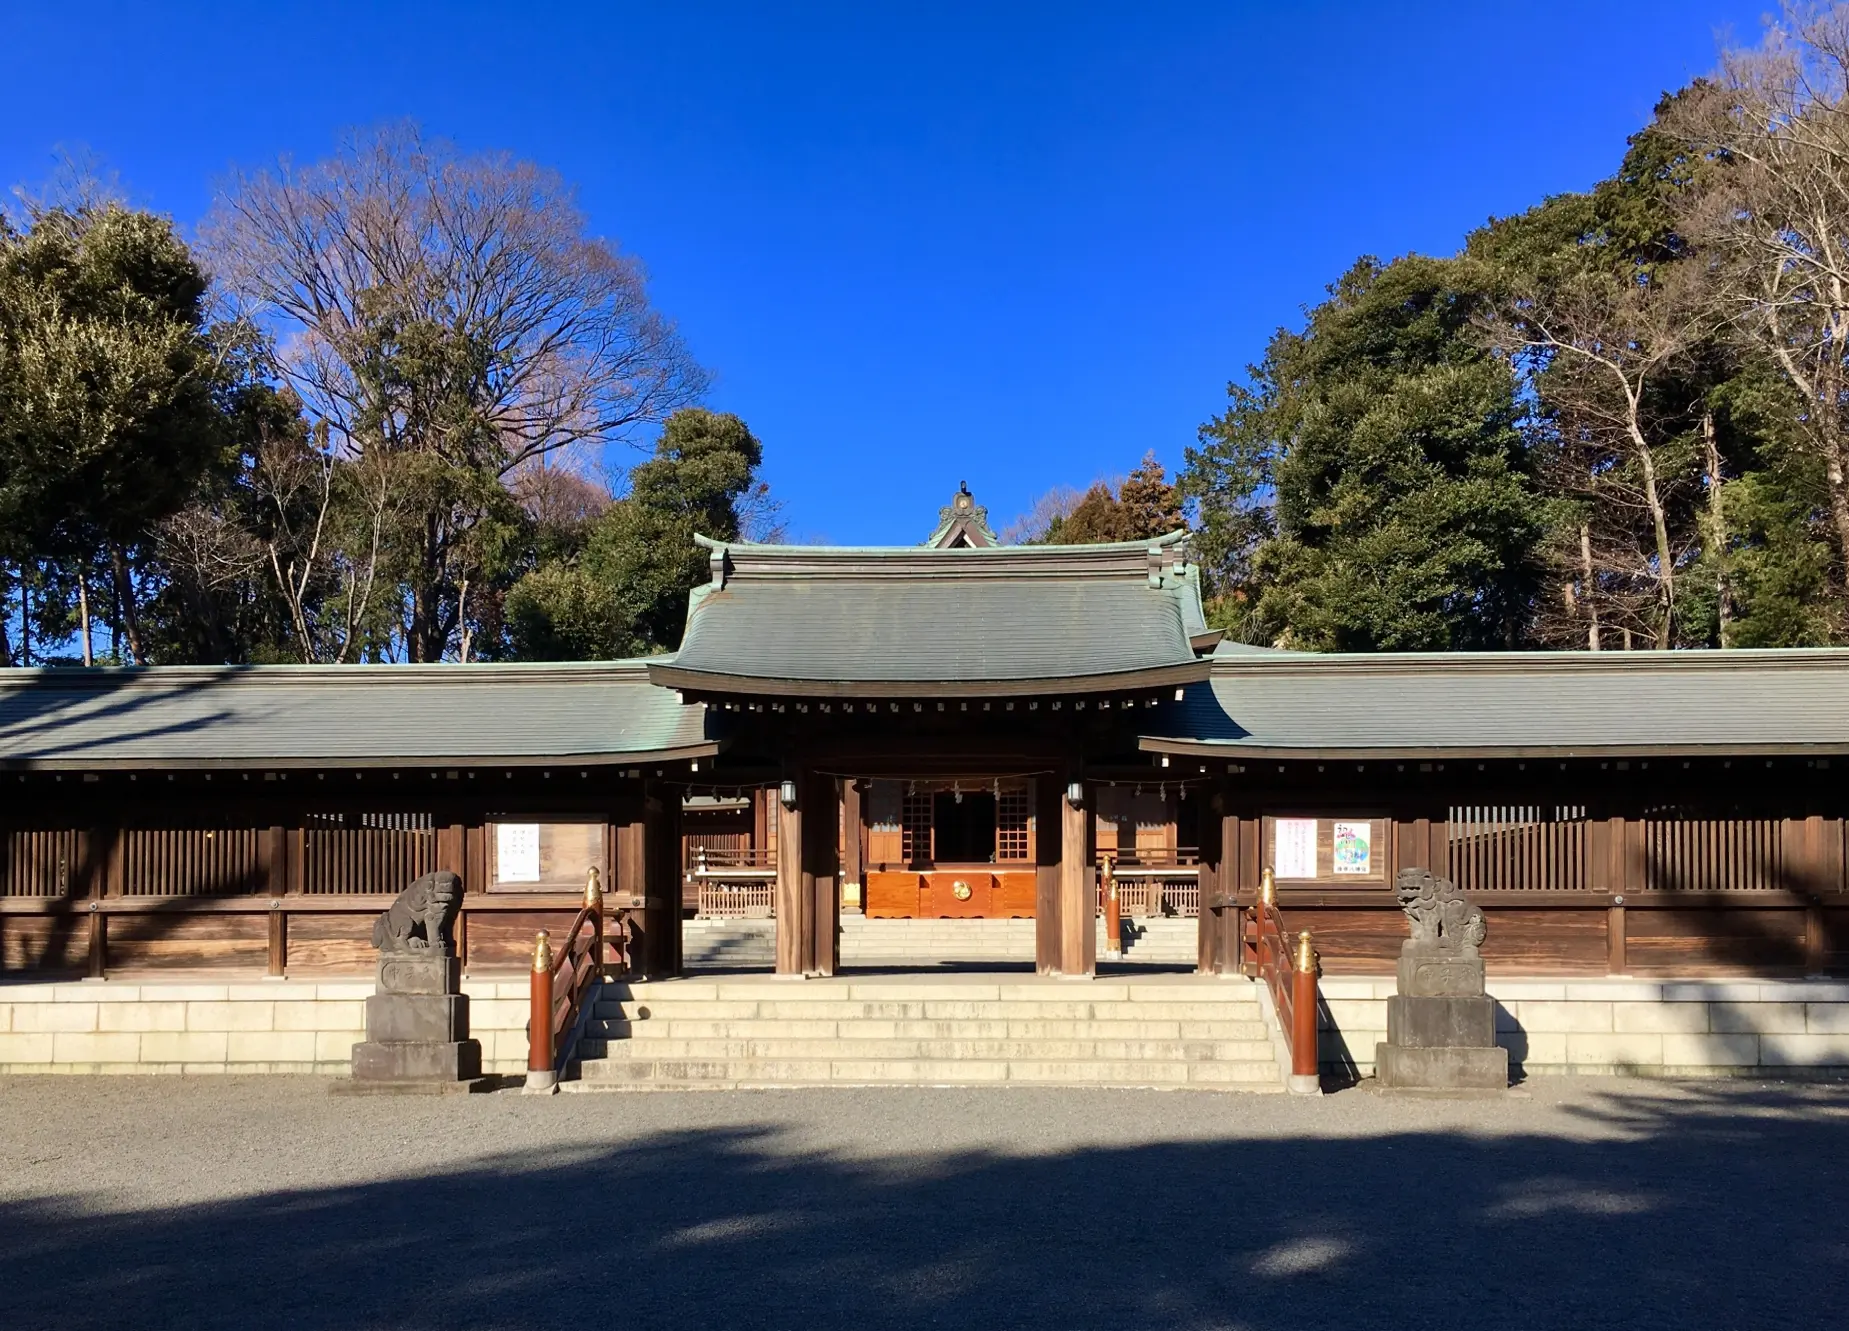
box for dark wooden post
[642,789,682,978]
[806,771,840,976]
[616,807,648,974]
[1035,776,1063,976]
[1059,775,1095,977]
[86,908,107,980]
[840,779,865,915]
[267,910,287,978]
[1195,789,1240,975]
[775,771,812,974]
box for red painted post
[1289,929,1320,1094]
[1103,858,1122,958]
[526,930,557,1094]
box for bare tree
[200,124,709,660]
[1001,485,1083,544]
[1484,263,1714,647]
[1673,4,1849,576]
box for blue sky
[1,1,1768,544]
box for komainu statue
[1396,868,1487,950]
[371,871,463,955]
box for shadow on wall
[2,1083,1846,1330]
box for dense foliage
[1181,10,1849,650]
[0,136,768,666]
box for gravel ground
[3,1075,1847,1330]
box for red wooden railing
[527,868,620,1092]
[1247,869,1321,1092]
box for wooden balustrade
[1248,869,1321,1093]
[525,869,615,1093]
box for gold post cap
[1294,929,1315,974]
[585,866,603,910]
[1260,867,1276,906]
[532,930,552,973]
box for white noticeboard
[1332,820,1372,876]
[495,823,542,884]
[1274,818,1318,880]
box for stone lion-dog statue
[371,870,464,955]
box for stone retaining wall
[0,978,534,1075]
[1320,978,1849,1079]
[8,974,1849,1080]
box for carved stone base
[365,992,470,1044]
[1376,1042,1508,1091]
[1387,994,1496,1048]
[1396,942,1486,997]
[350,1038,483,1083]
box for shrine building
[4,485,1849,1085]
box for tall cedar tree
[1187,256,1547,650]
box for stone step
[592,1000,1261,1024]
[577,1036,1278,1062]
[570,1056,1283,1089]
[587,1017,1270,1042]
[600,978,1255,1000]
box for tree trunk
[1631,426,1675,649]
[1579,524,1601,652]
[77,575,93,667]
[457,578,472,664]
[109,545,145,665]
[1701,411,1732,650]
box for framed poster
[1332,821,1372,875]
[495,823,541,883]
[1273,818,1318,880]
[1263,815,1390,884]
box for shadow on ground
[5,1082,1847,1330]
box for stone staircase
[681,915,1200,970]
[566,974,1282,1091]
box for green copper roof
[656,533,1211,697]
[1139,649,1849,759]
[0,661,716,769]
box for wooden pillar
[617,807,648,975]
[1196,789,1236,975]
[806,772,839,976]
[1034,776,1063,975]
[267,909,287,977]
[840,780,864,915]
[775,773,812,974]
[1059,777,1095,977]
[642,789,683,978]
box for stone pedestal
[1375,942,1507,1093]
[341,955,488,1094]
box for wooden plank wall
[1215,765,1849,977]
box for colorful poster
[1333,820,1372,876]
[495,823,541,883]
[1274,818,1318,880]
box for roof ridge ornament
[926,482,998,548]
[710,544,730,589]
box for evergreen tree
[1188,256,1547,651]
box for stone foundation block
[1709,1002,1808,1034]
[365,992,470,1043]
[1386,995,1494,1048]
[1612,1003,1710,1034]
[1374,1042,1507,1091]
[1659,1033,1761,1067]
[351,1038,482,1082]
